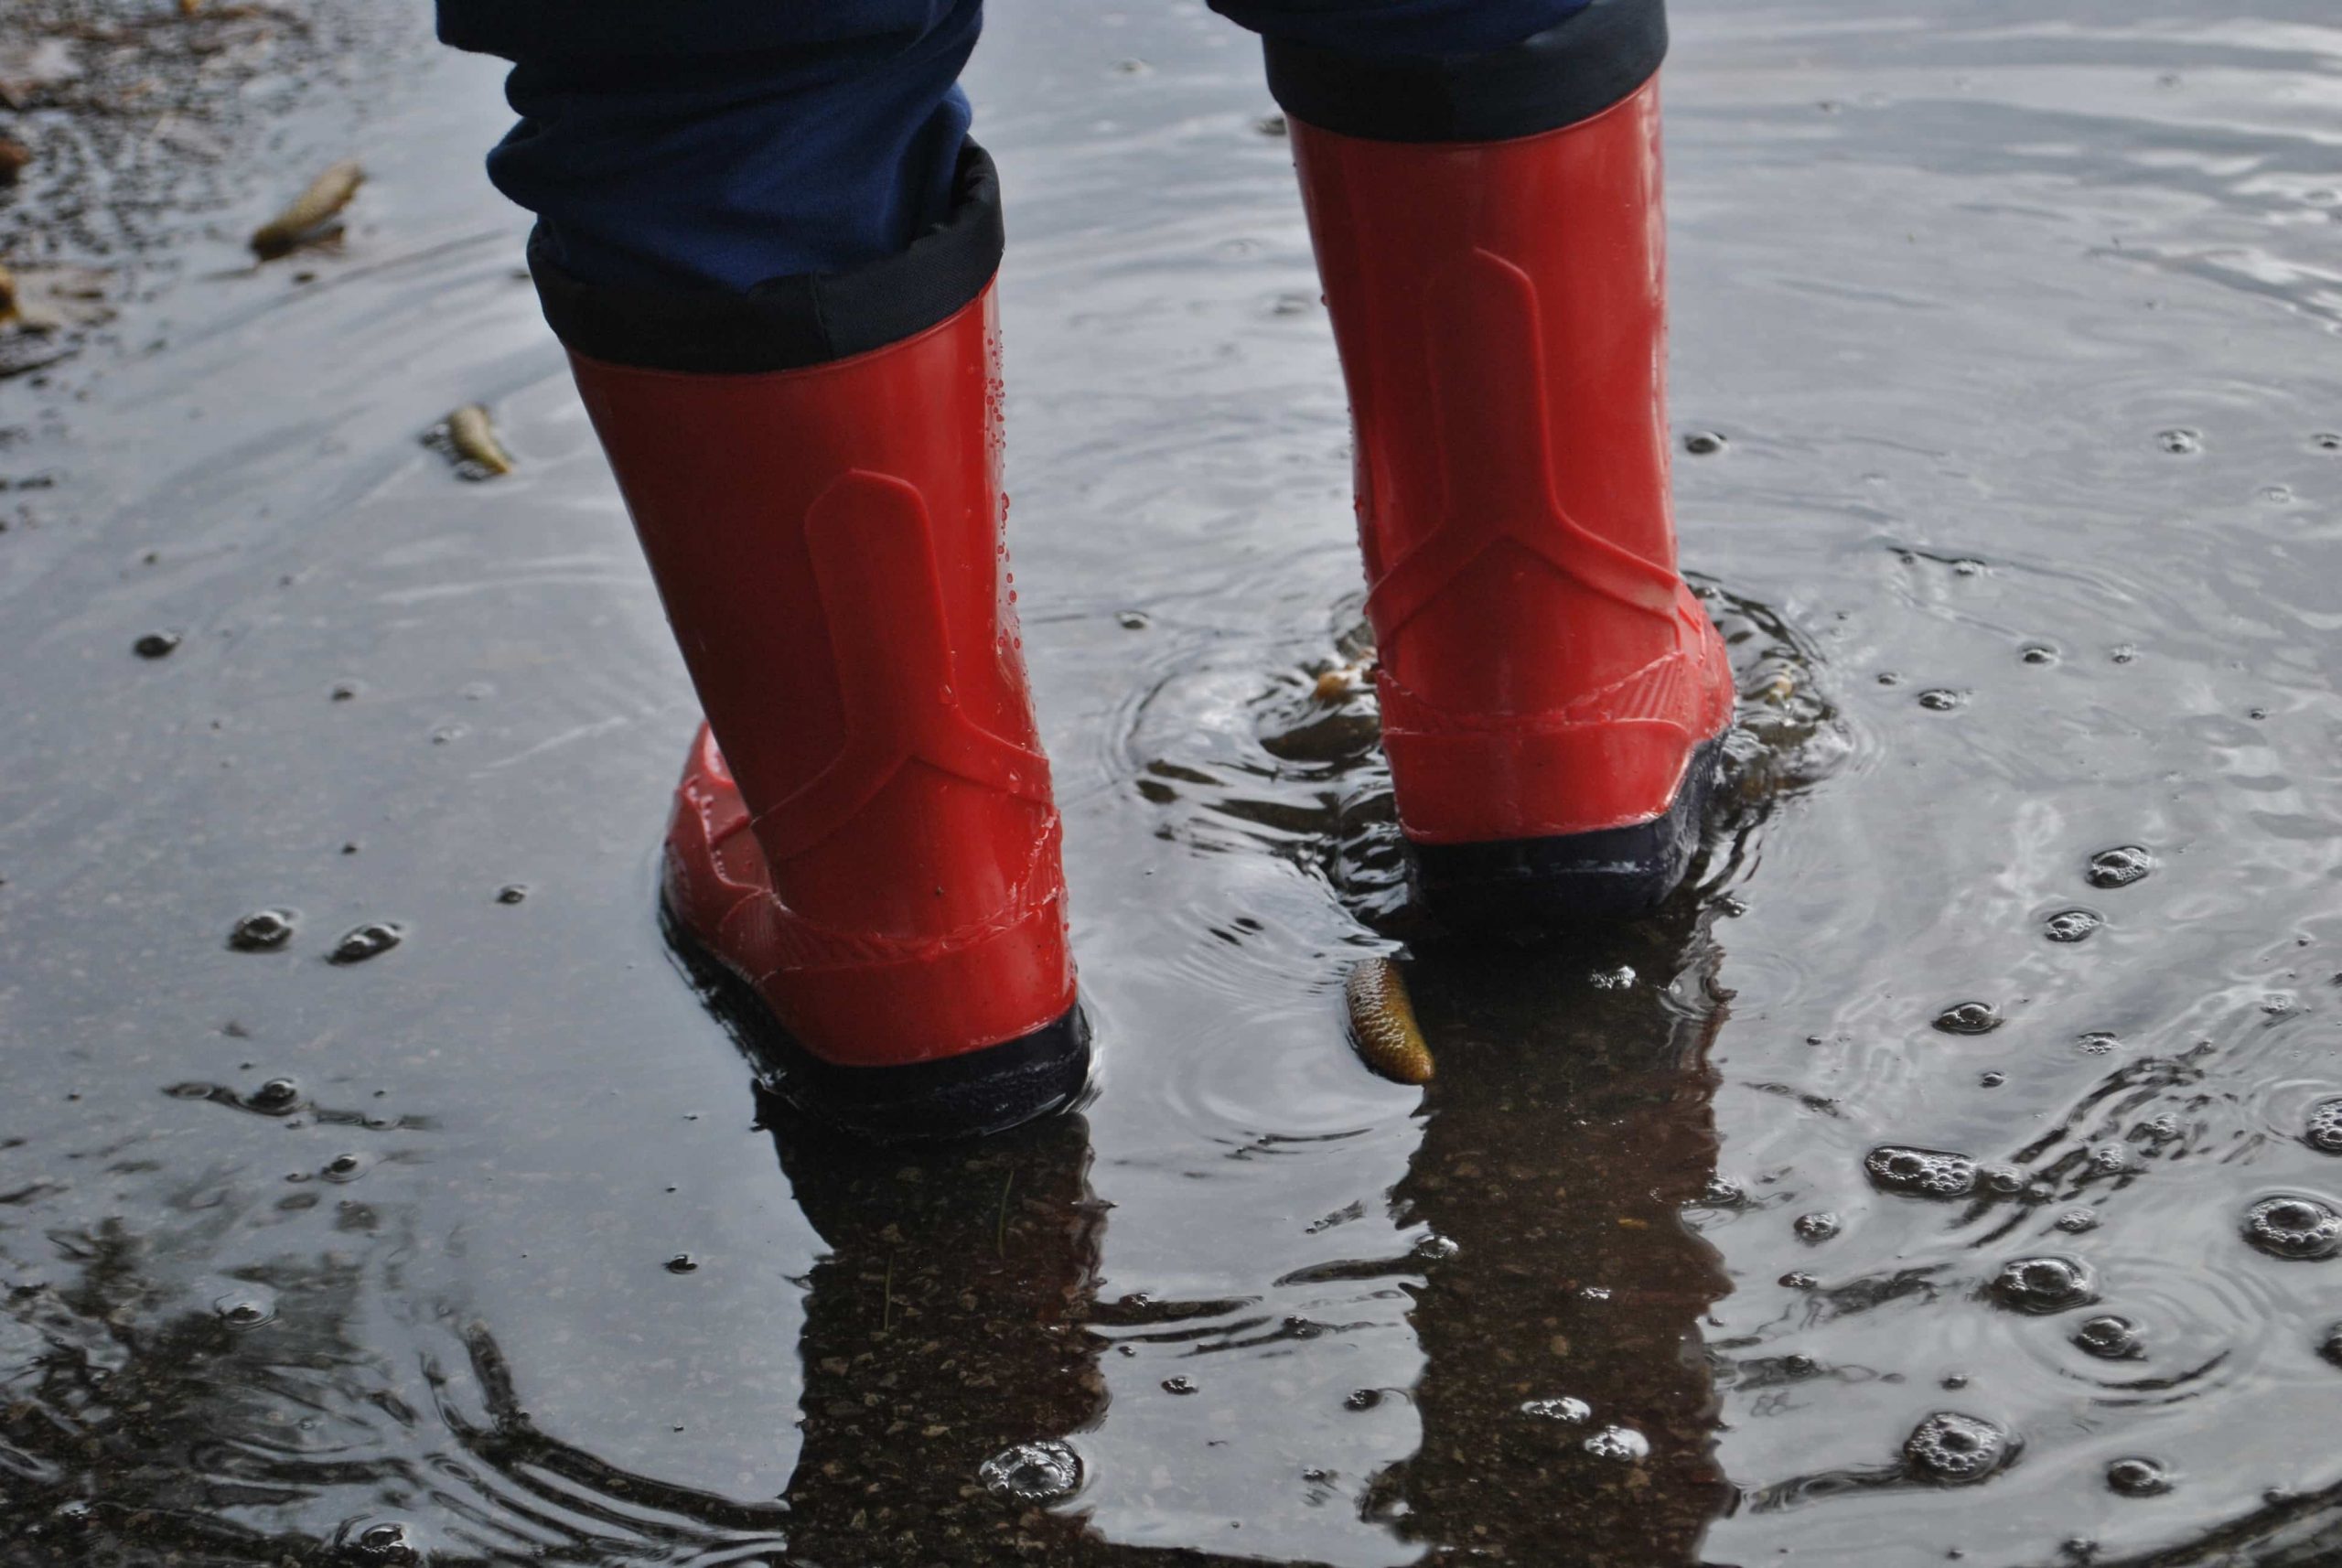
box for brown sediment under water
[3,0,2342,1563]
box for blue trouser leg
[436,0,1601,296]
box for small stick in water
[439,403,514,478]
[1345,956,1434,1085]
[251,159,362,260]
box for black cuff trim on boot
[529,141,1005,375]
[1262,0,1666,144]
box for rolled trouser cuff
[1262,0,1664,143]
[527,140,1004,374]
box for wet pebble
[2085,846,2154,889]
[1793,1211,1841,1243]
[328,923,403,965]
[228,908,297,951]
[2242,1195,2342,1260]
[2155,428,2202,455]
[1161,1376,1197,1395]
[1583,1425,1649,1462]
[1520,1396,1592,1424]
[1903,1412,2015,1485]
[2043,908,2101,943]
[134,630,182,659]
[978,1438,1082,1503]
[1682,431,1726,456]
[1933,1001,2002,1036]
[1989,1255,2097,1315]
[2071,1314,2144,1360]
[1866,1145,1980,1199]
[2302,1098,2342,1155]
[2106,1457,2174,1498]
[1917,688,1967,712]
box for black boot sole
[660,905,1092,1144]
[1408,733,1727,929]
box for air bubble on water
[214,1290,275,1329]
[2110,644,2138,664]
[2056,1208,2100,1234]
[2306,1100,2342,1154]
[979,1438,1083,1503]
[2155,428,2202,455]
[1162,1376,1198,1395]
[1780,1271,1819,1289]
[1866,1145,1981,1199]
[2086,846,2154,888]
[2106,1457,2174,1498]
[2089,1142,2136,1175]
[134,630,182,659]
[1903,1412,2014,1484]
[328,923,403,964]
[1699,1176,1746,1208]
[1917,688,1967,712]
[330,680,361,701]
[2072,1315,2144,1360]
[1989,1255,2098,1315]
[1682,431,1726,456]
[1794,1211,1841,1243]
[2020,643,2058,666]
[2243,1195,2342,1259]
[323,1153,364,1183]
[1590,964,1636,990]
[2044,909,2101,943]
[1583,1424,1649,1462]
[2079,1032,2121,1055]
[229,908,297,951]
[2316,1323,2342,1368]
[1116,609,1150,630]
[494,884,528,905]
[1253,113,1287,137]
[665,1253,699,1274]
[246,1077,301,1114]
[1876,671,1905,687]
[1521,1396,1592,1424]
[1577,1285,1613,1303]
[1343,1388,1383,1411]
[1934,1002,2002,1036]
[1980,1071,2007,1088]
[2312,433,2342,454]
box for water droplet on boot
[2106,1457,2174,1498]
[2086,846,2154,888]
[979,1439,1082,1503]
[2044,909,2101,943]
[328,923,403,965]
[228,908,296,951]
[1989,1255,2098,1315]
[2071,1315,2144,1359]
[134,630,182,659]
[1866,1145,1981,1199]
[2243,1195,2342,1259]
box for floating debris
[1344,956,1433,1085]
[1313,663,1367,702]
[251,159,363,260]
[433,403,515,479]
[1904,1412,2015,1485]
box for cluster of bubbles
[1932,1001,2002,1036]
[1988,1256,2098,1316]
[2303,1099,2342,1155]
[2241,1196,2342,1260]
[229,908,404,964]
[2085,845,2154,889]
[1864,1145,1980,1199]
[978,1439,1083,1505]
[2070,1315,2145,1361]
[1520,1396,1592,1424]
[1903,1412,2016,1485]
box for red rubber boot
[537,146,1086,1140]
[1268,0,1734,923]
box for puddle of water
[5,1,2342,1563]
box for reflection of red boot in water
[1276,7,1735,923]
[548,151,1088,1141]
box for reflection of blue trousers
[437,0,1594,293]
